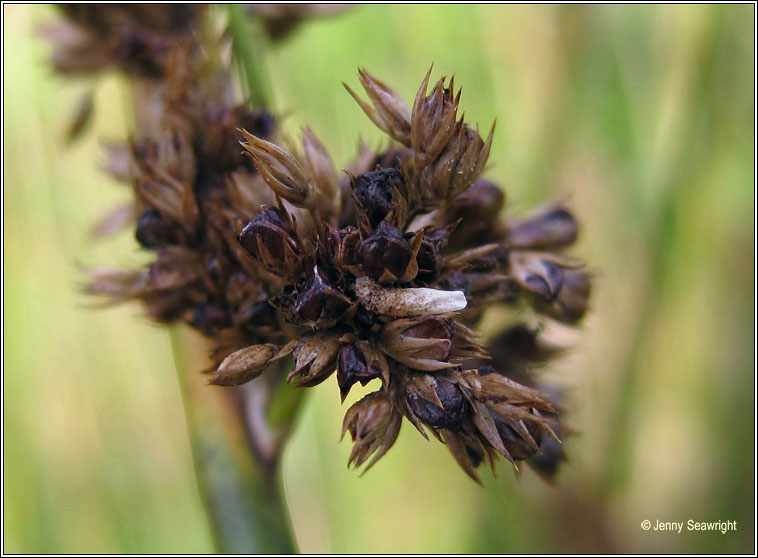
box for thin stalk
[166,10,299,552]
[226,4,273,109]
[170,327,297,554]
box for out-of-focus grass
[3,4,754,554]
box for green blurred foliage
[3,4,754,554]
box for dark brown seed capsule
[491,325,558,364]
[542,260,564,297]
[523,272,552,299]
[326,225,361,269]
[465,443,485,468]
[506,206,578,250]
[415,228,449,281]
[135,209,178,248]
[359,221,413,282]
[446,179,504,249]
[483,325,558,385]
[513,255,566,300]
[295,266,351,324]
[495,421,541,461]
[406,376,465,430]
[527,424,565,480]
[437,270,470,294]
[116,31,166,78]
[535,270,591,323]
[337,343,380,401]
[238,206,299,275]
[240,109,276,143]
[354,168,404,228]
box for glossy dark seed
[239,206,296,265]
[359,222,412,281]
[527,431,564,480]
[415,228,449,281]
[295,267,351,323]
[337,343,379,400]
[406,376,464,430]
[507,207,578,250]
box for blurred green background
[3,4,754,554]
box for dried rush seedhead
[87,64,591,482]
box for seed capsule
[190,302,231,335]
[411,69,461,165]
[294,266,352,325]
[495,420,542,461]
[405,374,465,430]
[527,423,565,481]
[337,343,381,401]
[288,331,341,387]
[445,179,505,249]
[381,316,454,371]
[510,252,568,300]
[506,205,578,250]
[353,168,404,228]
[534,269,591,324]
[211,343,280,386]
[301,127,340,218]
[239,206,300,276]
[415,227,450,281]
[359,222,417,282]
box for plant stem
[226,4,273,109]
[170,327,297,554]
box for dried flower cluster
[53,6,591,482]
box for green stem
[226,4,273,109]
[170,327,297,554]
